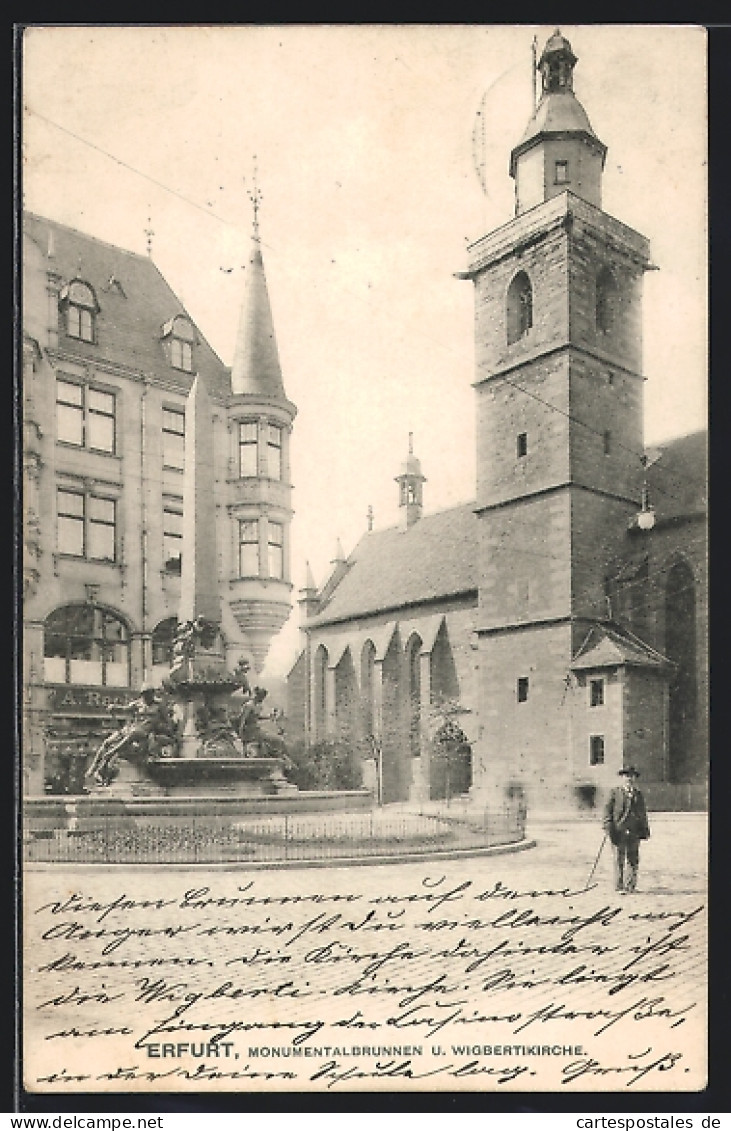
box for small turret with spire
[226,166,298,673]
[395,433,426,530]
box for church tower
[466,31,656,807]
[225,196,297,673]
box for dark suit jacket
[603,785,650,842]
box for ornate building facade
[21,211,296,794]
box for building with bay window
[21,211,296,794]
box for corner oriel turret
[226,193,297,673]
[510,29,606,215]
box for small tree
[284,738,363,792]
[429,698,472,803]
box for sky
[21,24,707,679]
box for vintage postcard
[19,25,707,1098]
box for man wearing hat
[602,766,651,893]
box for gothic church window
[507,271,533,345]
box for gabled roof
[645,430,707,524]
[571,622,670,671]
[307,502,478,627]
[23,212,231,399]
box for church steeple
[231,186,286,399]
[510,29,606,215]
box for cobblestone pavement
[23,812,708,1096]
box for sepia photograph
[19,24,707,1099]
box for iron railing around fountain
[23,805,526,865]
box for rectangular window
[87,388,116,452]
[162,408,185,471]
[171,338,193,372]
[57,489,85,556]
[239,519,259,576]
[517,676,529,703]
[67,305,94,342]
[87,496,116,561]
[555,160,569,184]
[590,678,605,707]
[267,424,283,480]
[517,432,528,458]
[268,521,284,579]
[56,379,115,453]
[57,488,116,561]
[239,421,258,477]
[590,735,605,765]
[603,430,612,455]
[163,504,183,574]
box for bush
[283,739,363,792]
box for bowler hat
[618,765,640,777]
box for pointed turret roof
[230,228,286,398]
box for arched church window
[314,645,329,741]
[596,267,619,335]
[43,604,130,687]
[361,640,376,737]
[406,634,422,758]
[507,271,533,345]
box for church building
[289,31,707,812]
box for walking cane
[585,833,607,888]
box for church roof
[307,502,478,627]
[645,430,707,523]
[23,212,231,399]
[571,622,670,671]
[510,91,606,176]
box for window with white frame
[589,734,605,765]
[60,280,97,343]
[268,521,284,579]
[57,488,116,562]
[163,502,183,574]
[162,408,185,471]
[239,519,259,576]
[590,677,605,707]
[267,424,283,480]
[238,421,258,477]
[43,604,130,686]
[162,315,195,373]
[56,379,116,454]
